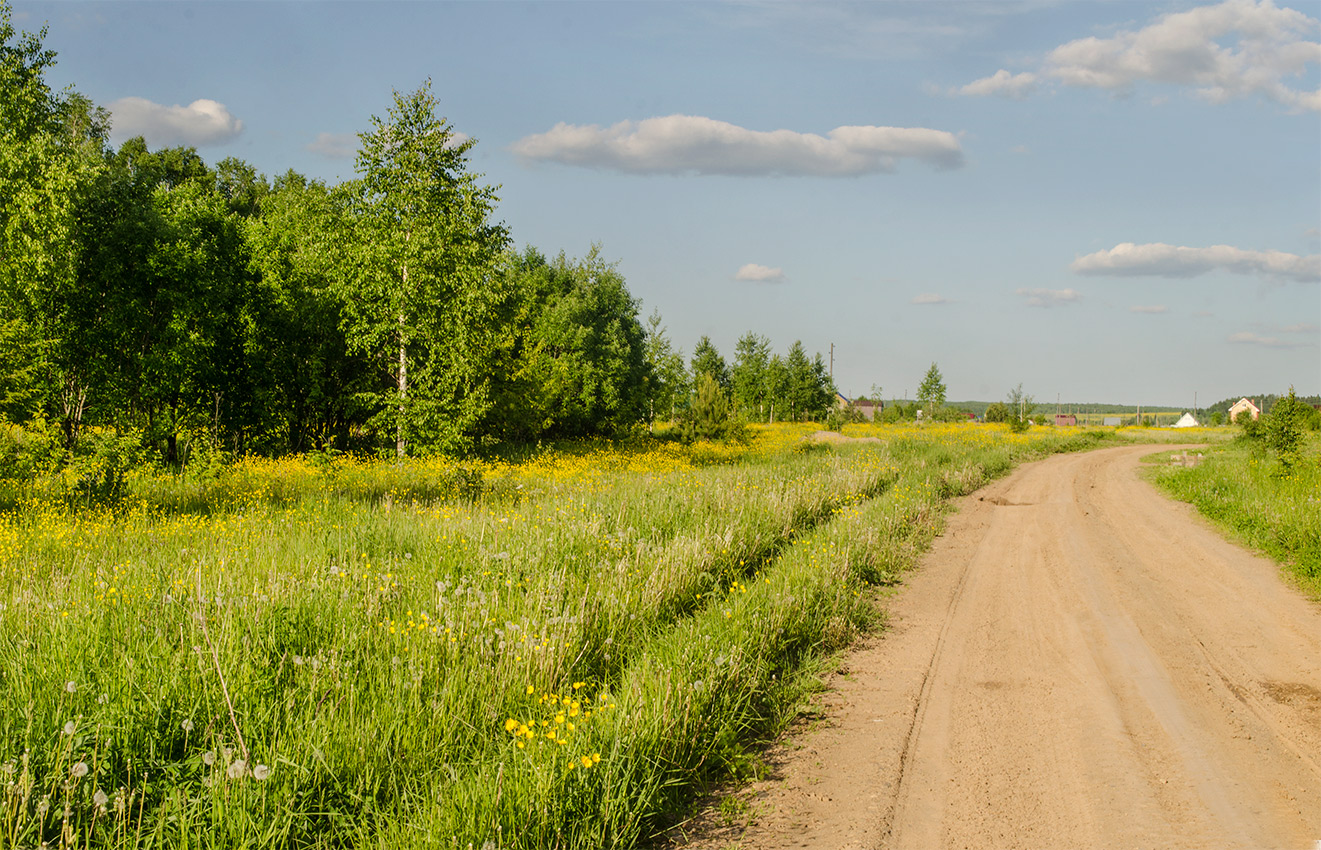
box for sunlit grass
[2,422,1117,848]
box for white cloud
[1016,287,1082,307]
[1071,242,1321,282]
[1229,331,1296,347]
[108,97,243,147]
[911,293,951,305]
[306,132,358,159]
[734,263,785,282]
[1129,305,1168,313]
[1282,322,1320,334]
[955,69,1039,98]
[957,0,1321,112]
[511,115,964,176]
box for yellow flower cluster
[504,684,614,768]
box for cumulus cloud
[911,293,951,305]
[1229,331,1296,347]
[1129,305,1168,313]
[954,69,1039,98]
[1071,242,1321,282]
[1282,321,1320,333]
[108,97,243,147]
[511,115,964,176]
[1016,287,1082,307]
[306,132,358,159]
[957,0,1321,112]
[734,263,785,282]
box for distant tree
[916,362,946,419]
[731,332,770,420]
[984,402,1009,423]
[642,309,688,429]
[680,372,745,443]
[1264,386,1308,469]
[1005,384,1035,433]
[690,336,730,390]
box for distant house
[1054,414,1077,426]
[1102,416,1122,426]
[1229,398,1260,422]
[1172,412,1199,428]
[835,392,850,409]
[853,398,884,421]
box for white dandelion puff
[227,759,247,779]
[252,764,271,781]
[201,751,215,766]
[70,761,89,778]
[62,720,76,736]
[92,789,108,808]
[181,719,194,733]
[64,681,76,694]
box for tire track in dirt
[676,445,1321,850]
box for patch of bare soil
[672,445,1321,850]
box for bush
[984,402,1009,423]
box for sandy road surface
[680,445,1321,850]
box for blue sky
[14,0,1320,406]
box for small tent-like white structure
[1172,412,1199,428]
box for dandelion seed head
[227,760,247,779]
[70,762,89,778]
[201,751,215,766]
[181,719,194,733]
[252,764,270,781]
[64,681,76,694]
[62,720,76,736]
[92,789,108,808]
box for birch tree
[341,80,509,455]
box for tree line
[0,6,837,464]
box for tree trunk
[397,255,408,458]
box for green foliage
[691,336,730,390]
[916,362,946,418]
[1006,384,1035,433]
[489,246,649,440]
[338,80,511,456]
[680,373,746,443]
[984,401,1009,423]
[642,309,689,429]
[1264,387,1309,470]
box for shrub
[984,402,1009,423]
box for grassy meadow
[1147,430,1321,598]
[4,422,1120,848]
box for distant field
[0,422,1119,849]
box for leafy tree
[1006,384,1035,433]
[916,362,946,419]
[731,332,770,420]
[1264,386,1308,469]
[764,355,789,423]
[642,309,688,429]
[984,402,1009,423]
[502,247,648,439]
[338,80,510,455]
[0,6,107,425]
[244,171,370,452]
[690,336,730,390]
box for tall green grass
[1147,432,1321,598]
[2,425,1111,848]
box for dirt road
[681,445,1321,850]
